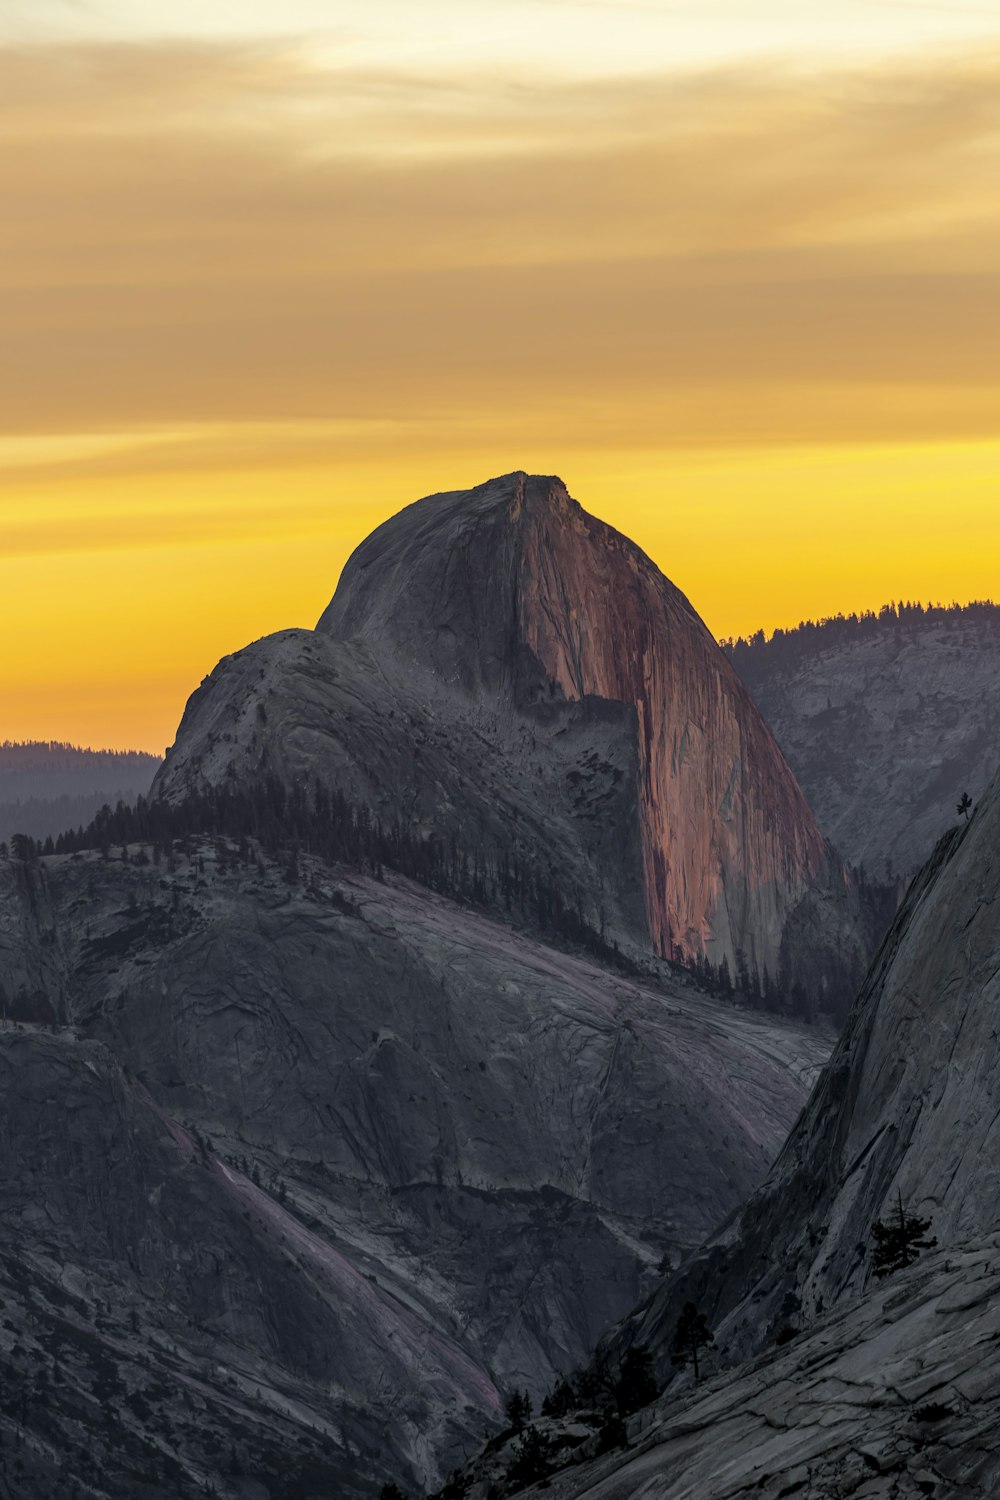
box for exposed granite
[732,614,1000,875]
[157,471,878,1008]
[524,1237,1000,1499]
[0,845,828,1496]
[435,762,1000,1500]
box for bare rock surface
[491,762,1000,1498]
[528,1238,1000,1499]
[728,608,1000,875]
[0,845,827,1496]
[156,472,879,1010]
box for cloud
[2,39,1000,446]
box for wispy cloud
[2,40,999,447]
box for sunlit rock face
[614,760,1000,1388]
[160,471,874,1006]
[320,471,833,969]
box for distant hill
[723,601,1000,874]
[0,741,161,845]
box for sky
[3,1,1000,752]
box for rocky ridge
[450,760,1000,1497]
[727,604,1000,875]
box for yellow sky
[2,7,1000,752]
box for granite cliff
[457,761,1000,1498]
[157,471,880,1012]
[727,602,1000,875]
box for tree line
[0,771,886,1022]
[3,775,637,976]
[723,599,1000,687]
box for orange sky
[3,8,1000,753]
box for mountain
[0,741,161,846]
[463,758,1000,1498]
[0,843,828,1498]
[0,472,916,1496]
[156,471,881,1015]
[725,601,1000,876]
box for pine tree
[957,791,973,822]
[870,1192,937,1279]
[504,1388,532,1432]
[616,1345,658,1415]
[670,1301,715,1382]
[540,1377,575,1417]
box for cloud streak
[4,35,1000,749]
[2,41,1000,447]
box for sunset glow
[3,2,1000,750]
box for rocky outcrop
[0,843,828,1497]
[431,762,1000,1499]
[727,605,1000,874]
[620,762,1000,1380]
[157,471,877,1011]
[524,1236,1000,1499]
[488,761,1000,1498]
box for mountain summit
[158,471,877,1009]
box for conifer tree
[870,1192,937,1279]
[504,1388,532,1431]
[670,1301,714,1382]
[616,1344,658,1414]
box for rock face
[158,471,876,1009]
[527,1236,1000,1499]
[508,760,1000,1498]
[727,604,1000,875]
[624,762,1000,1374]
[0,843,828,1497]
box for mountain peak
[161,471,878,998]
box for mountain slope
[726,603,1000,874]
[495,761,1000,1498]
[157,471,878,1014]
[525,1236,1000,1499]
[0,842,828,1497]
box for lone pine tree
[671,1301,715,1383]
[504,1389,532,1432]
[870,1191,937,1279]
[957,791,973,822]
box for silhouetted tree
[957,791,973,823]
[870,1192,937,1279]
[10,833,33,863]
[379,1484,407,1500]
[671,1301,715,1382]
[540,1377,575,1417]
[504,1389,532,1432]
[615,1345,658,1415]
